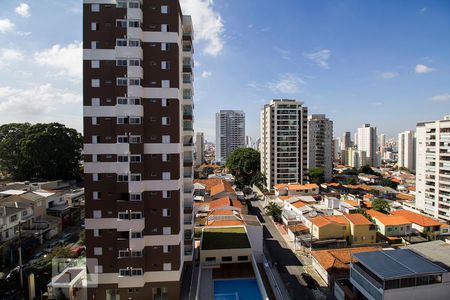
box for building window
[92,98,100,106]
[131,232,142,239]
[222,256,232,262]
[163,245,172,253]
[91,41,99,49]
[10,215,17,222]
[205,257,216,262]
[117,136,128,143]
[116,20,127,28]
[91,4,100,12]
[161,43,169,51]
[129,1,140,8]
[162,80,170,88]
[93,174,101,181]
[91,22,98,31]
[117,78,127,86]
[163,191,171,199]
[162,209,171,217]
[130,174,141,181]
[162,135,170,144]
[129,39,140,47]
[237,256,248,261]
[91,79,100,87]
[93,191,101,200]
[94,247,103,255]
[117,174,128,182]
[93,210,102,219]
[118,155,128,162]
[116,59,127,67]
[161,5,168,14]
[116,1,127,8]
[94,265,103,274]
[162,154,169,162]
[91,60,100,68]
[162,172,171,180]
[94,229,101,237]
[163,263,171,271]
[130,193,142,201]
[162,117,170,125]
[161,24,168,32]
[161,61,170,70]
[153,288,168,300]
[92,117,98,125]
[128,20,140,28]
[163,227,171,235]
[130,155,141,163]
[130,136,142,144]
[116,39,127,46]
[162,99,167,106]
[129,117,141,124]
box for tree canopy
[225,147,262,188]
[265,202,282,223]
[309,167,325,184]
[380,178,398,190]
[372,198,390,213]
[0,123,83,180]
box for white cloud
[34,42,82,79]
[431,94,450,102]
[370,101,383,107]
[274,47,290,60]
[0,19,14,33]
[269,74,305,94]
[180,0,224,56]
[415,64,435,74]
[304,49,331,69]
[201,71,212,78]
[379,72,399,79]
[0,48,24,67]
[421,7,427,13]
[15,3,31,18]
[0,84,81,114]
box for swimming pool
[214,278,263,300]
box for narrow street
[249,200,316,300]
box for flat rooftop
[202,227,251,250]
[353,249,447,280]
[402,240,450,271]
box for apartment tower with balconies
[260,99,308,190]
[83,1,194,299]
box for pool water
[214,278,263,300]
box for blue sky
[0,1,449,142]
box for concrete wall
[200,248,252,264]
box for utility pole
[18,222,24,289]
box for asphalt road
[249,201,315,300]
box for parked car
[71,246,85,257]
[58,233,73,244]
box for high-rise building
[260,99,308,190]
[308,114,333,181]
[415,116,450,221]
[215,110,245,163]
[83,1,194,299]
[357,124,379,167]
[398,131,416,170]
[333,138,341,162]
[379,133,386,161]
[195,132,204,167]
[341,131,352,150]
[341,148,368,169]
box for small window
[162,154,169,162]
[91,4,100,12]
[93,210,102,219]
[117,174,128,182]
[129,136,142,144]
[131,174,142,181]
[93,229,101,237]
[162,80,170,88]
[91,60,100,68]
[116,39,127,47]
[116,20,127,28]
[94,265,103,274]
[162,135,170,144]
[162,99,167,107]
[129,1,139,8]
[94,247,103,255]
[161,61,170,70]
[161,24,168,32]
[93,173,101,181]
[130,193,142,201]
[161,43,169,51]
[237,256,248,261]
[163,263,171,271]
[131,232,142,238]
[117,136,128,143]
[222,256,233,262]
[163,245,172,253]
[162,117,170,125]
[118,155,128,162]
[116,1,127,8]
[162,172,171,180]
[129,40,140,47]
[91,79,100,87]
[163,191,171,199]
[116,59,127,67]
[162,208,171,217]
[205,257,216,262]
[117,78,127,86]
[92,98,100,106]
[117,97,127,105]
[92,117,98,125]
[163,227,171,235]
[161,5,168,14]
[130,155,141,163]
[91,22,98,31]
[129,59,140,66]
[91,41,99,49]
[128,20,140,28]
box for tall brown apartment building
[83,1,194,299]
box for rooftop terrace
[202,227,251,250]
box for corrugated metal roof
[353,249,447,279]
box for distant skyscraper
[215,110,245,163]
[308,114,333,181]
[416,116,450,221]
[398,131,415,170]
[195,132,205,167]
[341,148,368,169]
[357,124,379,167]
[379,133,386,162]
[333,138,340,162]
[342,131,352,150]
[261,99,308,190]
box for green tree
[342,168,358,175]
[265,202,282,223]
[345,177,357,185]
[0,123,82,180]
[309,167,325,184]
[353,208,374,222]
[250,171,266,191]
[358,165,378,175]
[225,148,261,189]
[372,198,390,213]
[79,230,86,246]
[380,178,398,190]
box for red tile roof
[391,210,441,227]
[343,213,373,225]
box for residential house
[391,210,441,236]
[310,215,350,241]
[343,214,377,245]
[274,183,319,197]
[367,210,412,237]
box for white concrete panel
[128,66,143,78]
[142,32,179,43]
[143,88,180,99]
[96,270,182,285]
[83,49,115,60]
[84,143,130,155]
[127,8,142,20]
[144,143,182,154]
[84,162,130,174]
[115,46,142,59]
[128,180,182,192]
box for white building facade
[398,131,416,170]
[260,99,308,190]
[416,116,450,221]
[357,124,379,167]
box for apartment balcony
[183,31,193,41]
[115,46,143,59]
[128,66,143,78]
[127,8,143,21]
[129,237,145,250]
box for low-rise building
[343,214,377,245]
[310,215,350,241]
[391,210,441,236]
[349,249,450,300]
[274,183,319,197]
[367,210,412,237]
